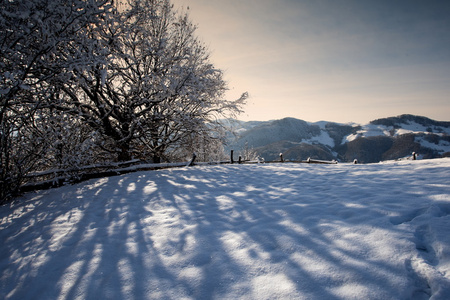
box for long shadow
[151,166,349,298]
[1,161,448,299]
[151,163,443,298]
[1,174,167,299]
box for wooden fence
[19,151,337,194]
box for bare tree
[0,0,246,202]
[53,0,247,162]
[0,0,112,201]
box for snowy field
[1,158,450,299]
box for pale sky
[171,0,450,123]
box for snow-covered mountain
[227,114,450,163]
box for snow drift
[1,158,450,299]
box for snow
[344,124,394,143]
[304,130,335,148]
[415,137,450,154]
[343,121,450,145]
[1,158,450,299]
[395,121,450,136]
[309,121,329,129]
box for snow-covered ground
[1,159,450,299]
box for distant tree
[52,0,247,162]
[240,142,259,161]
[171,123,230,162]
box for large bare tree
[0,0,112,201]
[54,0,247,162]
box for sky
[171,0,450,124]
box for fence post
[187,153,197,166]
[280,153,284,162]
[238,155,242,164]
[230,150,234,164]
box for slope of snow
[304,130,335,147]
[344,120,450,144]
[415,137,450,154]
[1,159,450,299]
[306,121,336,147]
[344,124,393,143]
[394,121,450,136]
[309,121,329,129]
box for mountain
[226,114,450,163]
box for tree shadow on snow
[1,162,448,299]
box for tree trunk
[118,143,131,161]
[152,155,161,164]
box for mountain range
[226,114,450,163]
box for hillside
[228,114,450,163]
[1,159,450,299]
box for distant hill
[227,114,450,163]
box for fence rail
[19,153,338,194]
[20,160,188,193]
